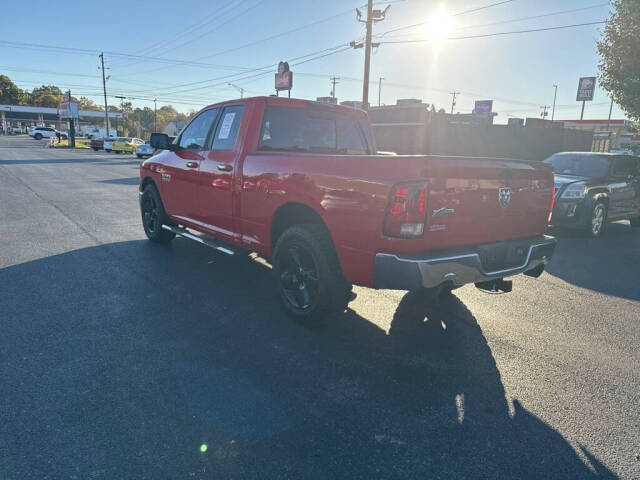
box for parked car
[544,152,640,236]
[135,143,154,158]
[139,96,557,322]
[29,126,62,140]
[90,137,105,151]
[103,137,116,152]
[9,126,25,134]
[28,126,68,140]
[113,137,144,154]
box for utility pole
[153,98,157,132]
[330,76,340,99]
[449,91,459,114]
[607,97,614,149]
[227,83,244,98]
[551,84,558,121]
[353,2,389,109]
[115,95,126,135]
[378,77,384,107]
[607,97,614,132]
[540,105,550,122]
[99,52,110,135]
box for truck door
[195,105,245,244]
[159,108,219,221]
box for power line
[379,3,610,39]
[379,21,607,44]
[143,43,353,96]
[161,2,361,65]
[109,0,245,68]
[378,0,515,37]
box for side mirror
[150,133,175,151]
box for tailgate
[423,157,553,249]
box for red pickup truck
[140,97,556,321]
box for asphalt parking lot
[1,135,638,479]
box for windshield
[543,153,610,178]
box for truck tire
[586,201,607,237]
[273,223,351,323]
[34,133,42,140]
[140,184,175,243]
[136,154,142,159]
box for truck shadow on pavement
[0,239,617,479]
[546,221,640,301]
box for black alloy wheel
[277,243,320,312]
[141,191,160,236]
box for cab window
[178,108,219,150]
[258,105,371,154]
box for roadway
[0,135,638,479]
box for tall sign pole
[99,52,110,135]
[576,77,596,121]
[551,84,558,121]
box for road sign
[576,77,596,101]
[473,100,493,118]
[275,61,293,91]
[58,102,78,119]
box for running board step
[161,224,235,255]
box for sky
[0,0,623,124]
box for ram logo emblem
[498,187,511,208]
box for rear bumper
[373,235,556,290]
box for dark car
[544,152,640,236]
[90,137,105,151]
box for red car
[90,137,104,151]
[140,97,556,322]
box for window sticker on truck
[218,112,236,139]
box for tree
[30,85,64,107]
[597,0,640,120]
[0,75,27,104]
[77,97,101,111]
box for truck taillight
[384,182,429,238]
[548,184,556,224]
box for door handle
[217,163,232,172]
[186,161,198,168]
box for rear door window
[611,156,635,177]
[212,105,244,151]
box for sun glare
[425,9,454,46]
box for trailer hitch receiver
[475,278,512,294]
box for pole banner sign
[576,77,596,101]
[275,61,293,91]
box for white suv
[29,126,68,140]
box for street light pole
[227,83,244,98]
[551,84,558,121]
[153,98,157,132]
[378,77,384,107]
